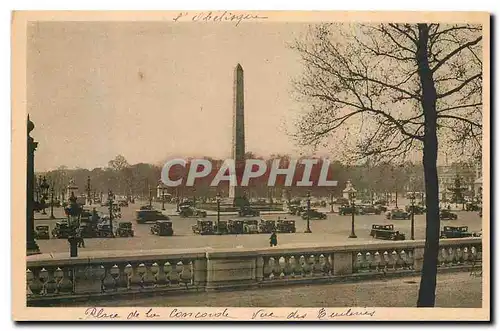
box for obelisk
[230,64,246,206]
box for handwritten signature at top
[173,11,268,26]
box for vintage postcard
[12,11,490,321]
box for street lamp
[49,185,55,219]
[161,188,166,211]
[305,191,312,233]
[216,193,221,234]
[108,190,115,238]
[343,180,357,239]
[148,186,153,209]
[409,192,416,240]
[39,176,49,215]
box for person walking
[269,230,278,247]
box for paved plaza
[48,271,481,308]
[34,202,482,254]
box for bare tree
[291,23,482,307]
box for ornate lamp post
[49,185,55,219]
[148,186,153,209]
[108,190,115,238]
[161,187,166,211]
[193,188,197,208]
[27,116,40,255]
[39,176,49,215]
[305,191,312,233]
[216,193,221,234]
[344,180,357,239]
[86,176,92,205]
[410,192,416,240]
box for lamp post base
[49,214,56,219]
[348,234,357,238]
[304,229,312,233]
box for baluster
[407,250,414,269]
[26,269,33,296]
[129,263,143,289]
[438,248,446,266]
[312,254,322,276]
[273,256,282,278]
[282,256,293,278]
[142,262,156,288]
[364,252,372,272]
[383,251,390,271]
[57,266,74,294]
[28,267,44,295]
[456,247,463,264]
[322,254,332,275]
[374,252,381,271]
[391,251,398,270]
[354,252,363,273]
[463,247,470,263]
[44,267,58,294]
[446,247,455,265]
[399,250,408,269]
[262,257,272,279]
[167,261,180,285]
[101,263,117,292]
[155,261,168,286]
[115,263,128,290]
[302,255,312,276]
[291,256,302,277]
[180,260,192,287]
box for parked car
[358,204,382,215]
[116,221,134,237]
[79,222,98,238]
[118,200,129,207]
[243,219,259,234]
[405,205,425,215]
[385,208,410,220]
[227,219,245,234]
[440,226,473,238]
[369,224,406,241]
[52,221,71,239]
[34,225,50,240]
[179,206,207,218]
[239,206,260,217]
[139,205,154,210]
[136,210,170,224]
[150,220,174,236]
[289,205,305,215]
[192,219,215,235]
[97,223,114,237]
[259,219,276,233]
[440,209,458,220]
[339,205,363,216]
[276,220,296,233]
[301,209,327,220]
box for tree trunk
[416,24,440,307]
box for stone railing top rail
[26,238,482,267]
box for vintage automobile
[35,225,50,240]
[227,219,245,234]
[215,220,229,234]
[440,209,458,220]
[97,223,114,237]
[52,221,71,239]
[243,219,259,234]
[118,200,129,207]
[374,199,388,206]
[78,222,98,238]
[440,226,473,238]
[139,205,154,211]
[150,220,174,236]
[405,205,425,215]
[358,204,382,215]
[276,220,296,233]
[369,224,406,241]
[465,202,480,211]
[178,201,194,209]
[289,205,306,215]
[385,208,410,220]
[136,210,170,224]
[116,222,134,237]
[179,206,207,218]
[301,209,327,220]
[239,206,260,217]
[259,219,276,233]
[192,219,215,235]
[335,197,349,205]
[338,205,363,216]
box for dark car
[466,202,480,211]
[239,206,260,217]
[227,219,245,234]
[440,209,458,220]
[243,219,259,234]
[118,200,129,207]
[259,219,276,233]
[289,205,305,215]
[35,225,50,240]
[440,226,473,238]
[405,205,425,215]
[78,222,98,238]
[386,209,410,220]
[116,222,134,237]
[369,224,406,241]
[276,220,296,233]
[179,206,207,218]
[339,205,363,216]
[97,223,114,237]
[150,220,174,236]
[359,204,382,215]
[139,205,154,211]
[192,219,215,235]
[301,209,327,220]
[135,210,170,224]
[52,221,71,239]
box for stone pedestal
[413,247,425,271]
[205,251,257,291]
[333,252,353,275]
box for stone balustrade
[26,238,482,305]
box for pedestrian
[269,230,278,247]
[76,227,85,248]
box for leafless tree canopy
[291,23,482,163]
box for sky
[27,21,312,172]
